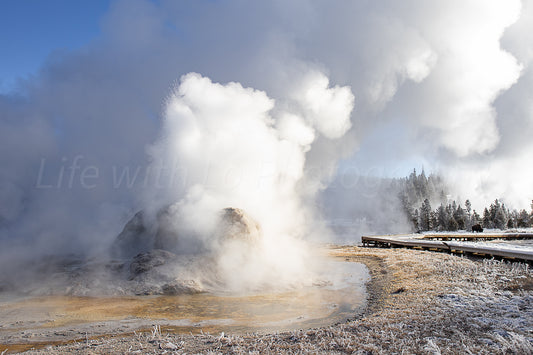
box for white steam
[291,71,354,139]
[411,0,522,157]
[145,72,354,291]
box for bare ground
[4,246,533,354]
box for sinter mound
[112,206,262,259]
[104,206,263,295]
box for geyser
[109,204,267,295]
[126,71,356,293]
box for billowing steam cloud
[141,72,353,290]
[1,0,533,266]
[147,70,353,220]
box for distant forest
[397,169,533,232]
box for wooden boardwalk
[361,234,533,262]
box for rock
[161,279,203,295]
[111,211,154,259]
[217,207,262,243]
[160,342,179,350]
[154,204,181,251]
[111,206,261,260]
[104,260,126,273]
[111,204,262,259]
[129,249,177,277]
[132,284,162,296]
[111,204,186,258]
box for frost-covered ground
[17,246,532,354]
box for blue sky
[0,0,111,93]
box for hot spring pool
[0,259,368,347]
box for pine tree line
[398,170,533,232]
[413,198,533,232]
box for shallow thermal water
[0,260,368,339]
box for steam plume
[141,72,354,290]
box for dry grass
[16,247,533,354]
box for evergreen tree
[448,217,459,231]
[465,200,472,215]
[445,204,454,229]
[413,209,420,231]
[436,204,448,231]
[517,209,531,228]
[418,199,432,231]
[489,200,499,223]
[482,208,492,228]
[464,200,472,229]
[453,205,466,230]
[493,201,508,230]
[507,209,516,229]
[430,211,438,231]
[417,169,428,199]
